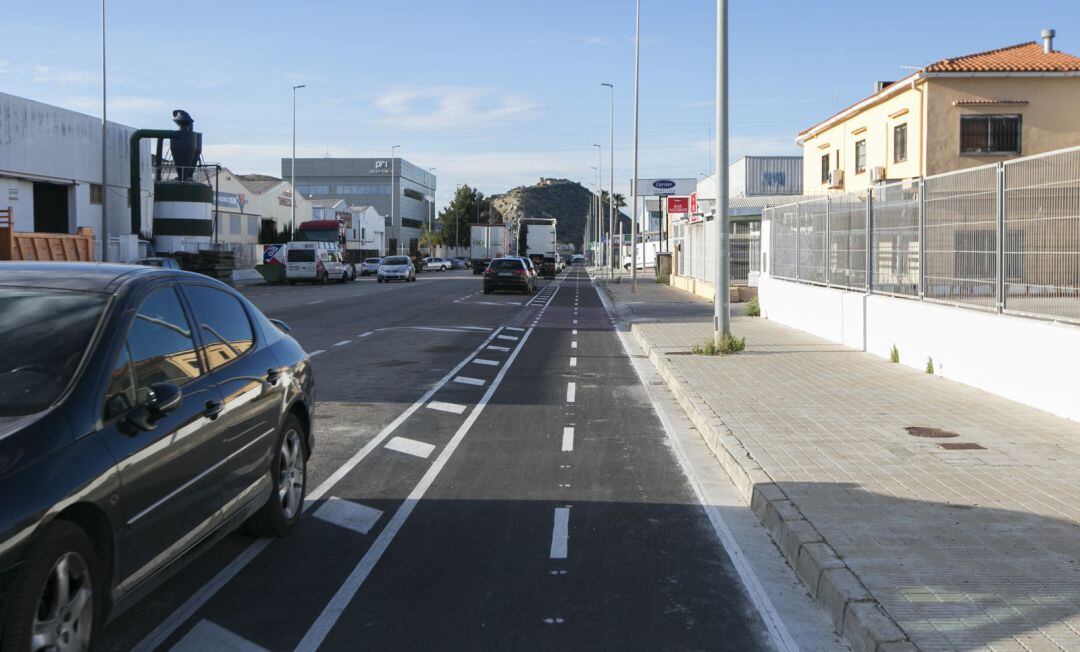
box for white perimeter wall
[758,220,1080,422]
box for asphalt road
[98,266,836,651]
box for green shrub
[692,333,746,356]
[745,295,760,317]
[889,345,900,364]
[926,357,935,374]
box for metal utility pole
[630,0,641,292]
[391,144,400,253]
[589,167,598,261]
[593,143,602,266]
[602,82,615,278]
[427,166,436,252]
[714,0,731,341]
[100,0,107,262]
[291,84,306,235]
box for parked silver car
[360,257,382,276]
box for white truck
[469,223,513,274]
[519,218,557,260]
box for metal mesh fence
[762,145,1080,324]
[677,219,759,286]
[923,165,999,309]
[1003,149,1080,322]
[871,181,920,296]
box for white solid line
[562,427,574,452]
[571,341,578,349]
[295,328,536,652]
[313,497,384,534]
[454,376,485,386]
[384,436,437,459]
[334,340,351,347]
[358,331,374,338]
[566,382,576,403]
[472,358,499,367]
[132,326,510,652]
[456,326,496,331]
[427,401,468,414]
[487,345,510,352]
[308,300,324,305]
[570,357,577,367]
[549,507,570,559]
[601,286,798,652]
[308,349,326,358]
[497,334,519,341]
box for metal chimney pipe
[1042,28,1055,54]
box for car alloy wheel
[278,428,305,520]
[32,551,93,652]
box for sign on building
[633,178,696,196]
[666,196,690,213]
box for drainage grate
[905,426,959,439]
[939,442,986,451]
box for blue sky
[2,0,1077,208]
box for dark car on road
[0,263,315,651]
[483,257,535,295]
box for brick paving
[605,277,1080,651]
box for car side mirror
[270,318,291,334]
[126,382,182,432]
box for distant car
[133,257,180,270]
[571,254,586,265]
[0,262,315,652]
[377,256,416,283]
[423,257,451,272]
[449,257,469,270]
[518,257,538,280]
[540,256,557,279]
[483,257,535,295]
[360,257,382,276]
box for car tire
[483,288,493,295]
[246,414,307,538]
[289,280,296,286]
[1,521,102,652]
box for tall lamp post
[391,144,400,253]
[601,82,615,278]
[589,168,598,259]
[427,166,437,252]
[630,0,642,292]
[291,84,306,235]
[100,0,108,262]
[713,0,731,342]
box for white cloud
[66,95,169,112]
[32,65,96,86]
[373,87,537,130]
[580,35,615,46]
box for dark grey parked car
[0,263,315,651]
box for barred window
[961,115,1021,154]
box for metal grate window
[961,115,1021,154]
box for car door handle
[266,369,281,386]
[204,400,224,420]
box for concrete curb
[603,286,913,651]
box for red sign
[690,192,698,214]
[667,196,690,213]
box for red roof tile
[922,41,1080,73]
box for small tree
[438,184,492,249]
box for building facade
[799,34,1080,194]
[281,157,435,255]
[0,92,153,259]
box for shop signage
[666,196,689,213]
[633,177,696,196]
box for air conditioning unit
[828,169,844,189]
[870,166,887,182]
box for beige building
[799,33,1080,194]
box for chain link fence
[765,145,1080,325]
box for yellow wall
[923,76,1080,175]
[800,82,926,195]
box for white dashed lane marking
[427,401,468,415]
[384,437,437,459]
[313,498,384,535]
[472,359,500,367]
[334,340,351,347]
[562,427,574,452]
[570,357,577,367]
[550,507,570,559]
[566,382,576,403]
[308,350,326,358]
[454,376,485,387]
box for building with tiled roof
[797,30,1080,194]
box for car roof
[0,261,203,294]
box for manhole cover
[905,426,959,439]
[939,442,986,451]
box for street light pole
[100,0,107,262]
[714,0,731,342]
[291,84,306,236]
[593,143,602,267]
[602,82,614,278]
[630,0,641,292]
[427,166,436,253]
[589,167,598,260]
[391,144,400,253]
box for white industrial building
[0,92,154,260]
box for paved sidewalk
[601,277,1080,652]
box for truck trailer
[469,223,513,274]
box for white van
[286,242,352,284]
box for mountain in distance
[489,178,629,249]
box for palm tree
[612,193,627,209]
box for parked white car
[286,242,352,284]
[360,257,383,276]
[377,255,416,283]
[423,257,452,271]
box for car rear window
[490,259,523,270]
[364,258,381,264]
[383,257,409,265]
[287,249,315,263]
[0,286,108,416]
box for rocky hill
[489,178,629,250]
